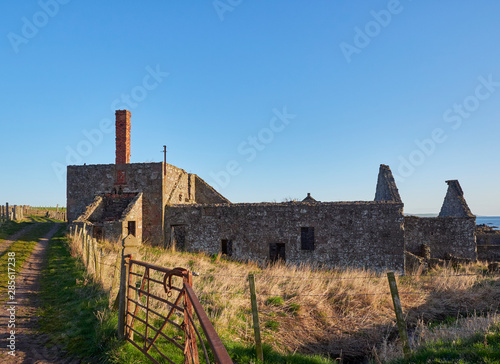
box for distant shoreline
[406,214,500,218]
[405,214,500,230]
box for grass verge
[38,225,119,363]
[0,219,33,241]
[28,215,65,223]
[39,230,338,363]
[389,323,500,363]
[0,221,56,302]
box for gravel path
[0,223,80,363]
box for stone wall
[67,163,165,244]
[404,216,477,260]
[438,180,473,217]
[75,196,103,222]
[374,164,402,203]
[164,201,405,272]
[163,164,194,205]
[67,162,226,245]
[476,225,500,261]
[162,165,229,205]
[26,208,66,221]
[120,193,143,243]
[193,175,230,204]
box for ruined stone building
[68,110,480,272]
[67,110,229,245]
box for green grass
[38,226,120,363]
[266,296,285,307]
[389,325,500,363]
[31,206,67,211]
[0,221,56,302]
[28,215,66,223]
[0,219,33,240]
[226,343,336,364]
[38,232,338,363]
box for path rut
[0,223,80,363]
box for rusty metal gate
[123,258,232,364]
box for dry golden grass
[67,230,500,361]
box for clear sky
[1,1,499,215]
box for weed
[265,320,280,331]
[266,296,285,307]
[287,302,301,315]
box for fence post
[387,272,411,359]
[248,274,264,362]
[93,239,99,279]
[78,226,83,252]
[85,233,90,268]
[99,248,104,283]
[118,235,140,339]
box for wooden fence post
[118,235,140,339]
[82,232,86,264]
[78,228,83,254]
[99,248,104,283]
[85,233,90,268]
[387,272,411,359]
[248,274,264,362]
[93,239,99,279]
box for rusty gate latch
[163,267,188,297]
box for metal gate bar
[123,258,233,364]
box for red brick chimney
[115,110,131,164]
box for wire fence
[68,224,500,362]
[199,269,500,361]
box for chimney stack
[115,110,131,164]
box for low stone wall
[1,204,68,223]
[165,201,405,272]
[404,216,476,260]
[24,207,67,221]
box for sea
[476,216,500,230]
[408,215,500,230]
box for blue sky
[1,0,499,215]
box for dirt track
[0,223,80,364]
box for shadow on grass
[0,219,34,240]
[226,343,337,364]
[37,228,121,362]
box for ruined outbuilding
[68,110,481,272]
[67,110,228,244]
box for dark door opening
[269,243,286,262]
[127,221,136,237]
[221,239,233,256]
[170,225,187,250]
[301,227,315,250]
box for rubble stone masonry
[165,201,405,271]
